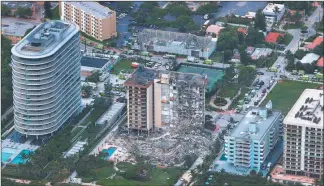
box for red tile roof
[237,28,247,35]
[306,36,324,50]
[317,57,324,67]
[265,32,284,43]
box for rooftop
[1,18,35,37]
[230,106,281,141]
[124,65,207,88]
[316,57,324,67]
[237,28,247,35]
[11,21,79,59]
[81,56,109,68]
[265,32,284,43]
[262,3,285,14]
[270,165,315,185]
[300,53,320,64]
[1,1,33,9]
[67,2,114,19]
[284,89,323,128]
[96,102,125,125]
[306,36,323,50]
[206,25,225,36]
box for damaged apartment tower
[124,65,207,135]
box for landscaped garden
[110,59,133,75]
[260,80,319,114]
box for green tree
[44,2,52,18]
[1,4,11,16]
[1,36,13,114]
[15,7,32,18]
[294,49,307,60]
[116,2,133,11]
[245,27,265,46]
[237,31,245,44]
[196,2,219,15]
[254,9,266,31]
[86,71,101,83]
[217,28,238,51]
[285,50,295,71]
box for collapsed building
[124,65,207,134]
[133,29,217,59]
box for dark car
[258,81,265,86]
[257,71,264,75]
[262,88,267,93]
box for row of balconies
[12,52,80,82]
[12,46,80,77]
[15,100,80,135]
[14,83,80,116]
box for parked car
[258,81,265,86]
[257,71,264,75]
[262,88,267,93]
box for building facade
[283,89,324,179]
[11,21,82,138]
[59,2,117,41]
[124,66,206,134]
[224,105,283,172]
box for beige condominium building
[283,89,323,179]
[59,2,117,41]
[124,66,206,135]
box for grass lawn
[111,59,133,75]
[219,84,240,99]
[282,33,293,46]
[283,22,304,30]
[95,162,184,186]
[260,80,319,115]
[50,6,60,20]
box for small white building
[300,53,320,64]
[95,102,126,126]
[262,3,286,26]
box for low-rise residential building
[95,102,126,126]
[305,36,323,51]
[1,18,36,44]
[316,57,324,68]
[262,3,286,26]
[224,104,283,172]
[251,48,273,60]
[265,32,284,43]
[300,53,320,64]
[283,89,324,180]
[59,2,117,41]
[206,25,225,38]
[244,12,256,19]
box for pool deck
[1,138,39,165]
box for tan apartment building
[124,66,206,134]
[59,2,117,41]
[283,89,324,180]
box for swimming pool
[177,65,224,91]
[102,147,117,159]
[11,150,33,164]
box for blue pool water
[102,147,117,159]
[11,150,33,164]
[1,152,13,163]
